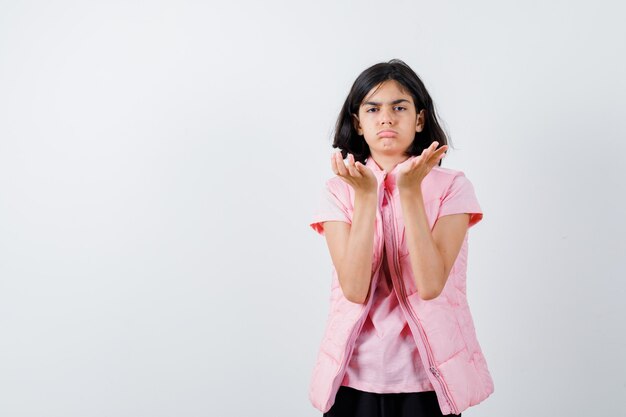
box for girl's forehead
[362,81,413,104]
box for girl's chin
[378,139,409,149]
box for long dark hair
[333,59,452,166]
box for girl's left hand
[396,141,448,192]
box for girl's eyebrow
[362,98,412,106]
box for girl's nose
[379,107,394,124]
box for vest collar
[365,155,417,193]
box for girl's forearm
[399,188,445,300]
[338,190,377,304]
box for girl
[308,59,494,416]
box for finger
[430,148,447,168]
[432,145,447,158]
[428,144,446,160]
[354,160,366,177]
[346,153,361,177]
[422,145,432,160]
[333,152,341,175]
[333,152,344,176]
[413,154,425,167]
[434,143,447,153]
[357,162,375,180]
[330,153,339,175]
[428,141,441,158]
[345,154,356,176]
[335,152,348,177]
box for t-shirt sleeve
[309,180,352,236]
[438,173,484,229]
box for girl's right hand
[331,152,378,195]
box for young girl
[309,59,494,417]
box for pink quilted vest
[309,155,494,415]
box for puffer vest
[309,156,494,415]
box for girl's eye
[366,106,407,113]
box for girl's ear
[415,109,426,132]
[352,113,363,135]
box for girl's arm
[322,189,377,304]
[400,187,470,300]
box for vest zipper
[384,187,460,416]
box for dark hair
[333,58,452,166]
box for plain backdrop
[1,1,625,416]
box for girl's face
[352,79,425,157]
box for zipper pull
[430,366,440,377]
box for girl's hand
[396,141,448,192]
[331,152,377,195]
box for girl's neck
[368,153,410,174]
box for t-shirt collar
[365,155,415,176]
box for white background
[1,1,624,416]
